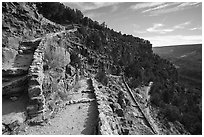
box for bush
[78,26,87,35]
[95,69,108,86]
[57,90,68,101]
[70,52,81,68]
[181,112,202,134]
[128,78,140,89]
[44,42,70,69]
[162,104,181,122]
[150,92,163,107]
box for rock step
[18,48,36,54]
[3,85,27,96]
[20,39,41,48]
[3,68,28,77]
[2,77,11,82]
[12,54,34,68]
[64,98,96,106]
[19,39,42,54]
[27,113,45,125]
[81,90,93,93]
[2,76,28,95]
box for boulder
[28,113,44,123]
[27,105,39,114]
[28,76,43,86]
[30,96,45,105]
[28,85,42,98]
[2,47,18,68]
[8,120,20,132]
[7,37,20,50]
[118,91,126,109]
[2,124,6,133]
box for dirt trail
[20,78,99,135]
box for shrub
[128,78,140,89]
[95,69,108,86]
[150,92,162,107]
[78,26,87,35]
[44,42,70,69]
[57,90,68,101]
[162,104,181,122]
[70,52,81,68]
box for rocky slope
[2,2,193,135]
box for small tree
[70,52,81,68]
[162,104,181,122]
[95,66,108,86]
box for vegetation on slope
[11,2,201,134]
[153,44,202,90]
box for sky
[63,2,202,47]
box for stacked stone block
[27,39,46,121]
[92,78,121,135]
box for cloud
[177,2,200,8]
[144,35,202,47]
[173,21,191,29]
[64,2,118,12]
[131,2,165,10]
[146,23,174,34]
[134,21,192,35]
[189,27,202,31]
[142,3,170,13]
[130,2,201,16]
[149,2,201,16]
[146,21,191,34]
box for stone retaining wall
[26,30,74,122]
[26,38,46,121]
[92,78,121,135]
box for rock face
[2,47,18,69]
[2,2,65,127]
[2,2,63,70]
[2,1,61,97]
[2,2,71,127]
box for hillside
[153,44,202,90]
[2,2,201,135]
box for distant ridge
[153,43,202,90]
[153,43,202,48]
[152,44,202,58]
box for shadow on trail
[2,93,29,116]
[81,100,98,135]
[81,78,99,135]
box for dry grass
[44,40,70,69]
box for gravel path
[20,79,99,135]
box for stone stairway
[2,39,41,96]
[2,28,78,135]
